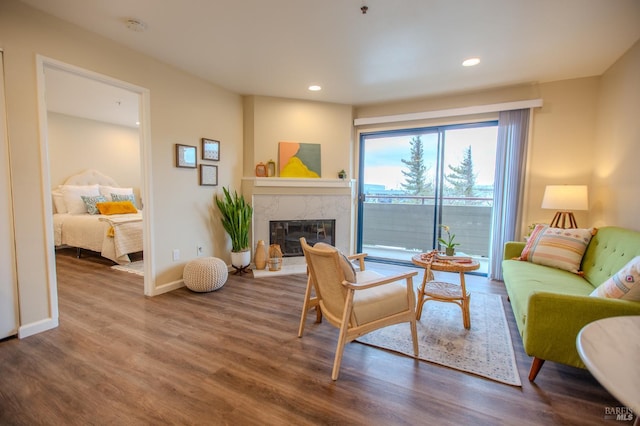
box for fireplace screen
[269,219,336,257]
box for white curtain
[489,109,530,280]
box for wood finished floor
[0,249,625,425]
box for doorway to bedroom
[39,58,152,297]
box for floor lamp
[541,185,588,229]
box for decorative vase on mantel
[445,247,455,256]
[254,240,267,270]
[267,159,276,177]
[255,162,267,177]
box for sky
[363,125,498,190]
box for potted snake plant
[215,187,253,270]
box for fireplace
[243,177,355,271]
[270,219,336,257]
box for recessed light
[462,58,480,67]
[308,85,322,91]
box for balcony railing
[364,194,493,206]
[361,195,493,259]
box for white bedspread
[99,215,144,260]
[53,212,143,264]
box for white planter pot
[230,250,251,268]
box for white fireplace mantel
[242,177,354,189]
[242,177,356,265]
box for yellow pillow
[96,201,138,215]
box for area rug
[111,260,144,276]
[356,292,522,386]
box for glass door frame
[356,120,498,266]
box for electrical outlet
[196,245,204,257]
[172,249,180,261]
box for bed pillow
[51,189,67,214]
[314,242,357,282]
[99,185,133,201]
[60,184,100,215]
[590,256,640,301]
[96,201,138,215]
[81,195,108,215]
[518,224,595,274]
[111,193,137,208]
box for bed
[52,169,143,265]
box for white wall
[0,0,243,333]
[244,96,353,179]
[592,39,640,229]
[48,112,141,195]
[354,79,602,237]
[354,40,640,234]
[0,52,19,338]
[523,77,598,230]
[3,0,637,337]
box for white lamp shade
[541,185,589,211]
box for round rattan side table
[411,253,480,329]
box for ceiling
[44,66,140,128]
[24,0,640,109]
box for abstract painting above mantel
[278,142,321,178]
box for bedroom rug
[111,260,144,276]
[356,292,522,386]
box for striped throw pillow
[519,224,595,274]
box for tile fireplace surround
[242,178,356,270]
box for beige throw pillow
[590,256,640,301]
[519,224,595,274]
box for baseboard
[149,279,184,296]
[18,317,58,339]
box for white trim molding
[354,99,543,126]
[19,318,58,339]
[243,177,354,188]
[36,55,156,308]
[150,279,184,296]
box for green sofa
[502,226,640,381]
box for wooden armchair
[298,237,419,380]
[297,244,366,335]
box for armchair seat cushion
[353,271,409,324]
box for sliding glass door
[357,122,498,273]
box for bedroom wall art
[278,142,321,178]
[202,138,220,161]
[176,144,197,168]
[200,164,218,186]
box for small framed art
[202,138,220,161]
[176,144,197,168]
[200,164,218,186]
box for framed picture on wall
[176,144,197,168]
[200,164,218,186]
[202,138,220,161]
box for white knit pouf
[183,257,228,292]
